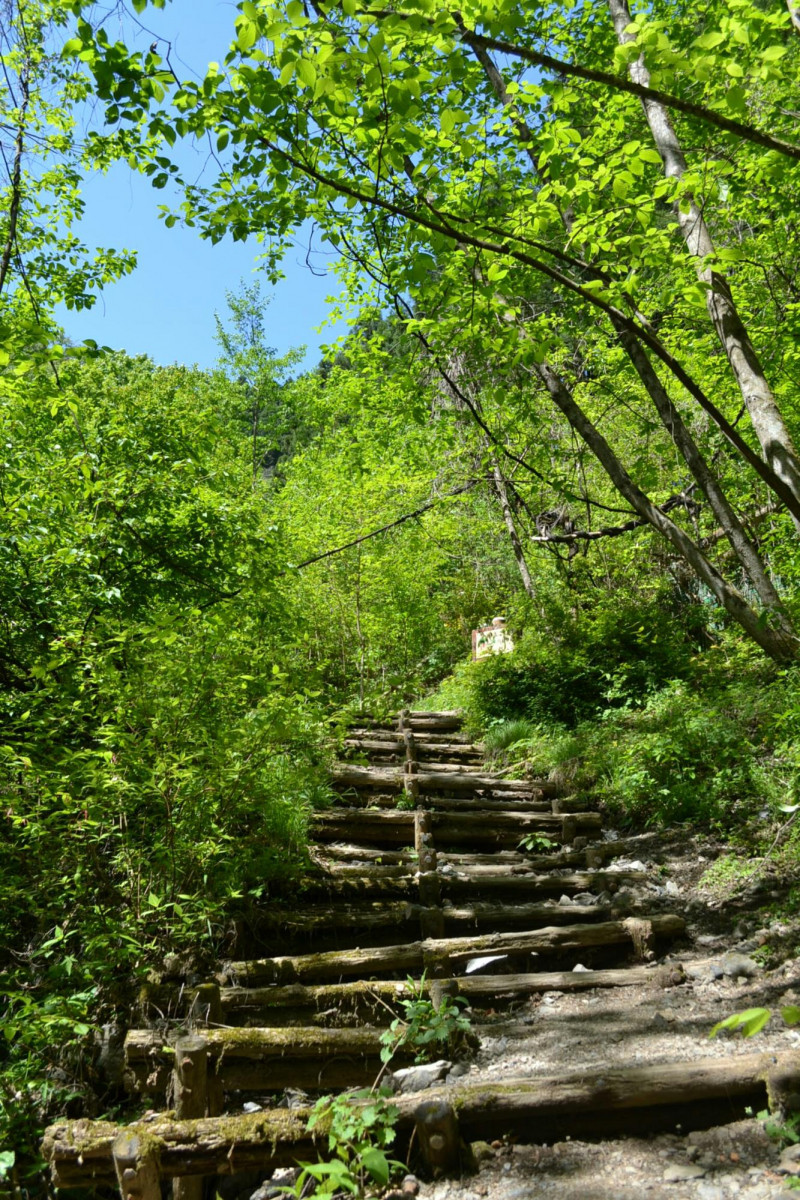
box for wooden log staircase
[42,710,800,1195]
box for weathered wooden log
[441,869,646,896]
[422,795,552,813]
[46,1110,318,1186]
[188,983,223,1027]
[126,1027,387,1065]
[222,914,685,985]
[414,1099,460,1175]
[438,849,585,870]
[454,962,687,997]
[173,1037,208,1200]
[411,762,486,775]
[320,844,417,864]
[433,810,602,847]
[406,714,463,732]
[418,771,536,794]
[331,764,404,791]
[313,810,414,845]
[415,744,483,759]
[440,900,613,929]
[113,1133,161,1200]
[313,808,603,847]
[173,1036,208,1118]
[411,732,473,746]
[332,764,557,797]
[344,737,403,753]
[46,1051,800,1185]
[125,1025,398,1098]
[242,900,424,936]
[219,962,687,1021]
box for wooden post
[172,1036,208,1200]
[414,1098,460,1176]
[414,811,437,875]
[189,983,222,1027]
[415,809,444,937]
[585,845,606,869]
[624,917,656,962]
[430,977,459,1012]
[400,709,420,802]
[113,1133,161,1200]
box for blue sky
[58,0,343,372]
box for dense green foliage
[4,0,800,1192]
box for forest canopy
[3,0,800,1191]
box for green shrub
[483,718,539,757]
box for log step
[222,914,685,985]
[331,765,549,796]
[313,809,602,847]
[124,1026,399,1098]
[45,1050,800,1185]
[301,866,646,902]
[218,961,688,1022]
[238,899,619,940]
[139,961,691,1030]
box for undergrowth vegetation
[427,604,800,843]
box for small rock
[558,894,574,905]
[402,1174,420,1195]
[392,1060,451,1093]
[572,963,591,974]
[469,1142,495,1165]
[242,1101,262,1114]
[248,1187,272,1200]
[696,1186,724,1200]
[779,1144,800,1174]
[723,951,761,978]
[663,1163,707,1182]
[665,880,680,895]
[447,1062,470,1079]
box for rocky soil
[409,829,800,1200]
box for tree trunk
[612,317,794,638]
[536,362,797,661]
[607,0,800,525]
[490,457,535,596]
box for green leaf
[612,174,631,200]
[296,59,317,87]
[709,1008,771,1038]
[237,20,258,52]
[694,31,725,49]
[782,1006,800,1027]
[725,86,747,113]
[361,1147,390,1187]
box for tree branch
[289,481,476,571]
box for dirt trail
[43,711,800,1200]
